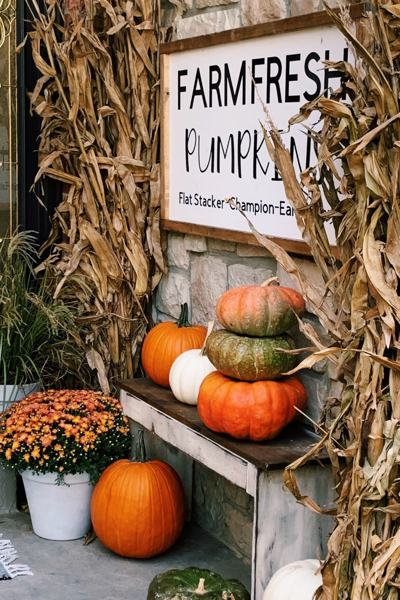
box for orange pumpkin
[216,278,305,337]
[142,303,207,387]
[91,431,185,558]
[197,371,307,441]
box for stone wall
[193,462,254,564]
[161,0,326,38]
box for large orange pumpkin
[197,371,307,441]
[216,278,305,337]
[91,431,185,558]
[142,303,207,388]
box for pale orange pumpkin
[142,303,207,387]
[216,278,305,337]
[91,431,186,558]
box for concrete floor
[0,512,251,600]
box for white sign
[165,25,348,243]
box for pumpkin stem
[261,276,279,287]
[134,430,147,463]
[201,321,214,356]
[176,303,191,328]
[195,578,206,594]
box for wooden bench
[118,378,334,600]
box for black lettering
[269,204,275,214]
[304,53,321,102]
[185,128,196,172]
[272,165,282,181]
[237,130,251,179]
[209,65,222,108]
[190,68,208,109]
[279,200,285,215]
[251,58,265,104]
[178,69,188,110]
[217,134,235,174]
[198,136,215,173]
[253,130,269,179]
[266,57,282,103]
[290,137,302,172]
[324,48,348,94]
[305,132,312,169]
[285,54,301,103]
[224,61,246,106]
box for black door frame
[17,1,61,247]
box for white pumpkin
[169,348,216,405]
[263,560,322,600]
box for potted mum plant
[0,388,131,540]
[0,231,91,411]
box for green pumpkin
[206,329,296,381]
[147,567,250,600]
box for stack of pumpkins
[198,278,308,442]
[142,278,308,442]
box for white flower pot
[0,381,41,413]
[21,471,94,541]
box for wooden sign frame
[160,4,366,257]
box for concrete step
[0,512,251,600]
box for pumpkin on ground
[197,371,307,441]
[262,560,322,600]
[147,567,250,600]
[206,329,296,381]
[91,431,185,558]
[142,303,207,388]
[216,278,305,337]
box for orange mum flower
[31,446,41,459]
[41,436,53,448]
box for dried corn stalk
[239,2,400,598]
[26,0,167,392]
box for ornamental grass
[0,390,131,483]
[0,231,94,392]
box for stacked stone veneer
[154,0,346,564]
[162,0,337,39]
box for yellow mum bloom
[24,454,30,463]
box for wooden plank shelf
[118,377,327,472]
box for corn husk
[26,0,167,391]
[244,2,400,597]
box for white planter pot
[0,381,41,413]
[21,471,94,541]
